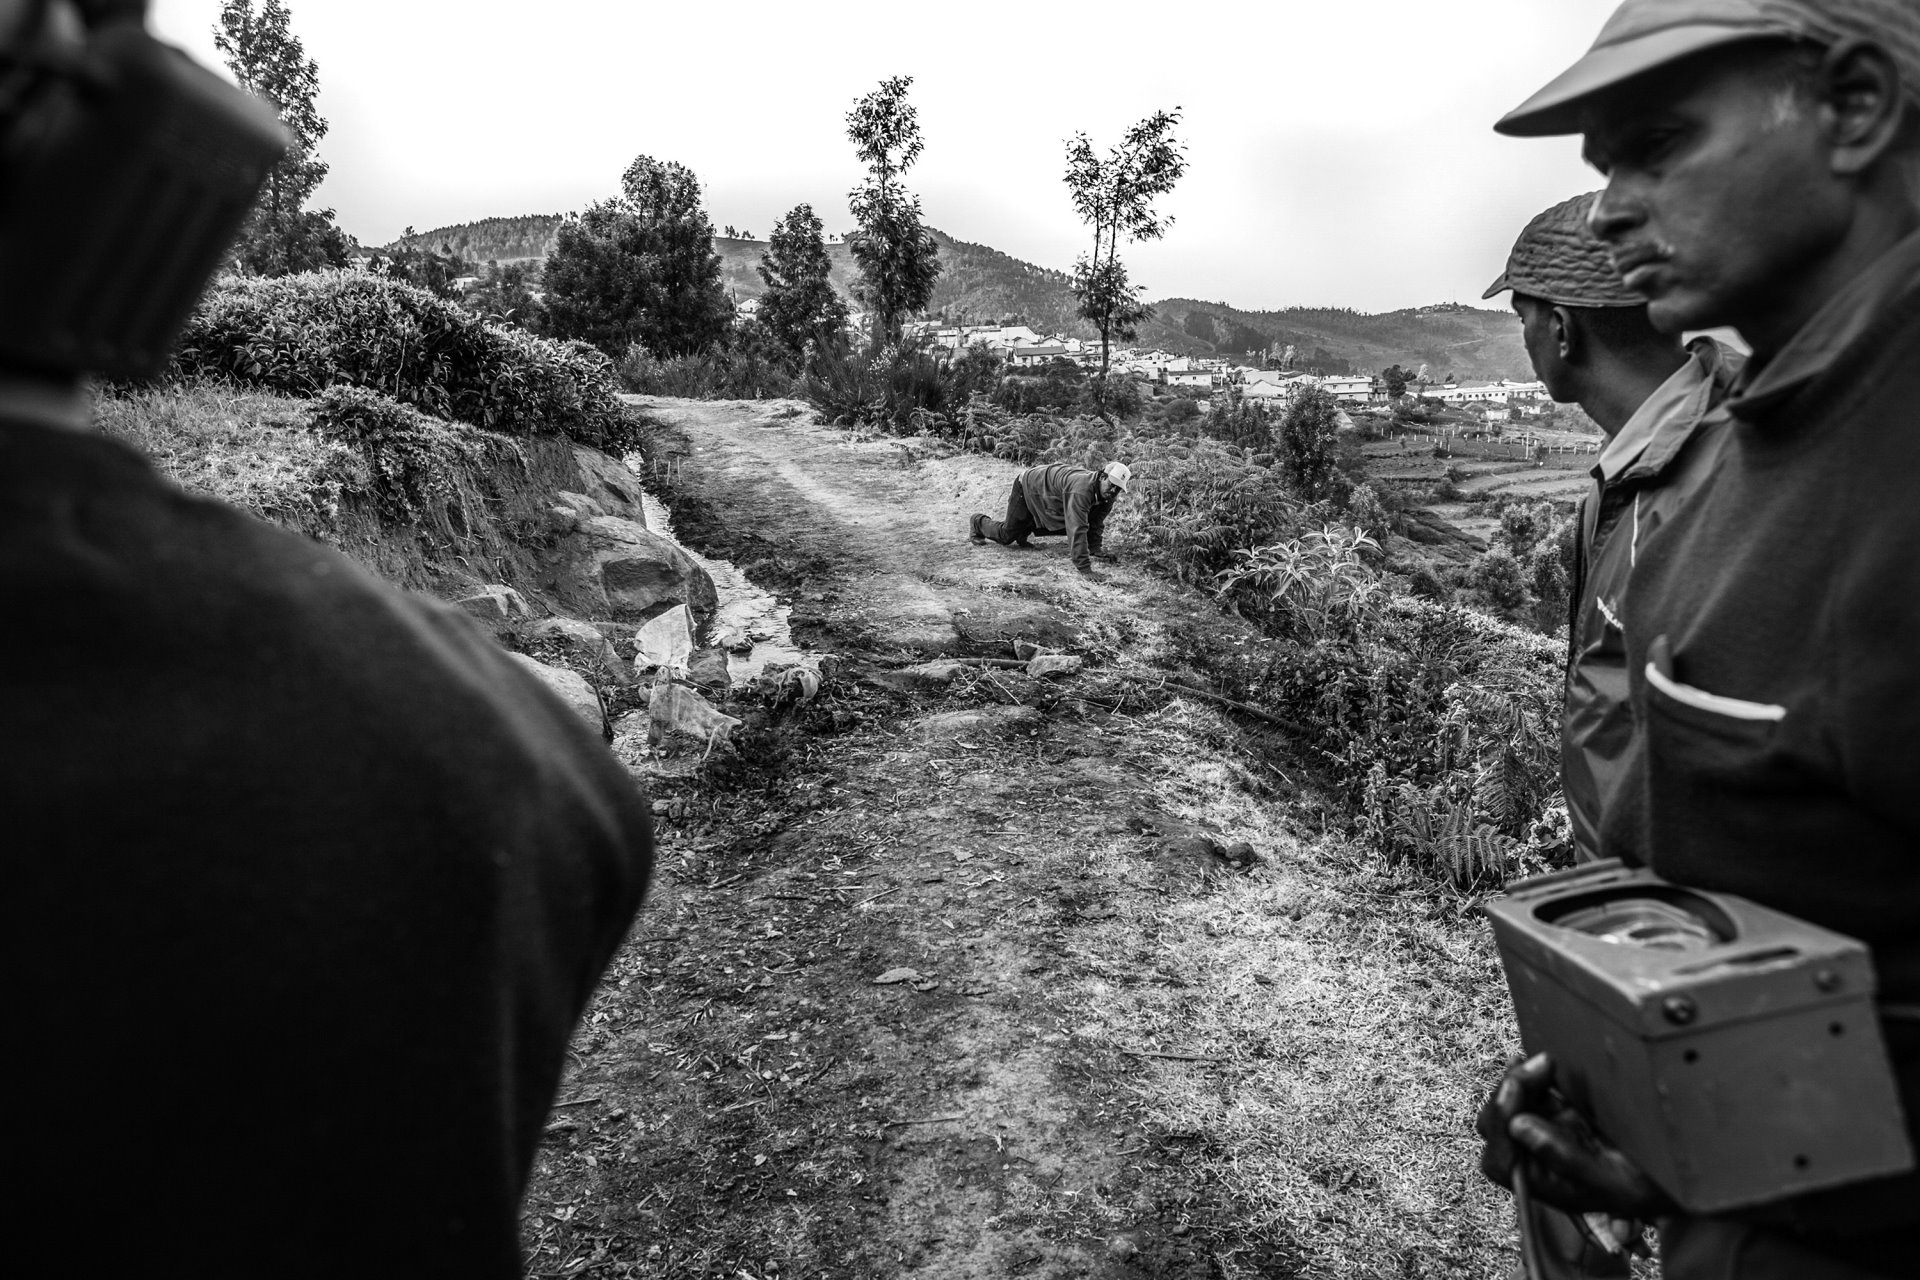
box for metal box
[1486,860,1914,1214]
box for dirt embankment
[520,398,1520,1280]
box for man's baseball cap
[1495,0,1920,137]
[1483,192,1645,307]
[1101,461,1132,491]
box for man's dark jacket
[2,423,654,1275]
[1562,339,1741,859]
[1016,462,1113,570]
[1603,231,1920,1271]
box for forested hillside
[922,231,1096,338]
[1138,299,1532,380]
[390,214,564,263]
[393,212,1526,378]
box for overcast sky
[150,0,1622,314]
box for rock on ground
[506,651,604,731]
[546,515,717,623]
[570,446,651,524]
[454,583,530,622]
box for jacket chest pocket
[1638,636,1825,865]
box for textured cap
[1484,192,1646,308]
[1102,461,1131,491]
[1496,0,1920,137]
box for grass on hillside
[94,382,338,521]
[1049,700,1521,1278]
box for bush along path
[518,396,1533,1280]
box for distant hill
[390,214,564,264]
[707,228,1092,338]
[391,213,1526,380]
[1137,300,1531,381]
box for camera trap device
[1486,860,1914,1214]
[0,0,287,382]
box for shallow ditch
[629,472,812,688]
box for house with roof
[1008,344,1071,368]
[1164,367,1216,390]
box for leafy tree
[1381,364,1412,398]
[845,76,941,346]
[463,261,543,329]
[214,0,350,275]
[372,238,470,298]
[1471,546,1532,621]
[757,203,849,359]
[1065,110,1187,383]
[1276,385,1346,502]
[542,156,732,359]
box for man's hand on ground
[1476,1053,1670,1219]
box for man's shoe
[969,514,987,544]
[1010,538,1032,549]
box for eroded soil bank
[521,398,1522,1280]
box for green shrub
[172,270,636,452]
[1125,436,1305,586]
[1216,526,1386,642]
[618,342,798,399]
[802,337,952,429]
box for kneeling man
[970,460,1129,575]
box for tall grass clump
[616,343,797,400]
[172,269,636,452]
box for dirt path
[520,398,1518,1280]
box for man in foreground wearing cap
[970,460,1131,576]
[1486,191,1741,865]
[1477,2,1920,1277]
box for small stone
[686,647,731,691]
[1107,1234,1138,1261]
[1025,654,1084,679]
[454,584,530,621]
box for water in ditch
[637,488,812,688]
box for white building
[1320,375,1374,403]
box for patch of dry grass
[1052,701,1523,1279]
[94,381,345,521]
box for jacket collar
[1729,228,1920,421]
[1592,338,1742,486]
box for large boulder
[546,515,716,622]
[571,446,650,524]
[507,651,605,732]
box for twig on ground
[853,887,898,907]
[552,1095,602,1108]
[1121,1048,1230,1063]
[884,1113,966,1127]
